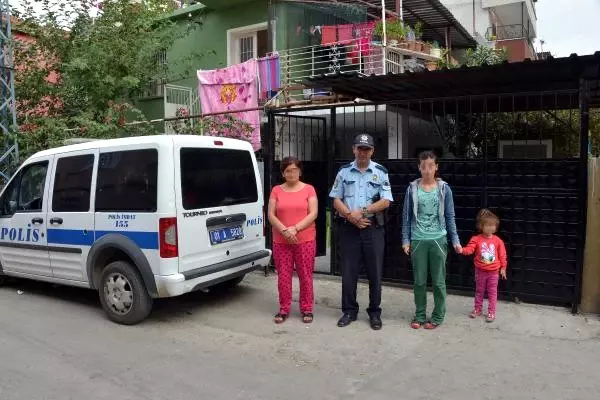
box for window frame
[94,148,159,213]
[0,160,49,218]
[51,153,95,213]
[179,147,258,210]
[226,22,269,66]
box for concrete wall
[497,38,535,62]
[441,0,492,43]
[581,158,600,314]
[140,1,269,121]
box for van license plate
[209,226,244,245]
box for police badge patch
[372,174,378,182]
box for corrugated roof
[303,53,600,105]
[335,0,476,47]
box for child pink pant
[474,268,500,314]
[273,241,316,315]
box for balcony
[486,24,532,41]
[277,39,441,93]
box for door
[175,140,265,275]
[47,150,97,281]
[0,157,52,277]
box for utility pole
[0,0,18,183]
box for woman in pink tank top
[268,157,318,324]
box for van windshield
[180,148,258,210]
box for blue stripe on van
[47,229,159,250]
[47,229,94,246]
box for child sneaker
[486,313,496,323]
[469,308,482,319]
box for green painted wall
[167,1,268,89]
[140,1,268,121]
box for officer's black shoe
[370,315,383,330]
[337,313,357,327]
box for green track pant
[411,238,448,325]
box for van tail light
[159,217,178,258]
[263,210,266,237]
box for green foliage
[463,45,508,67]
[171,107,254,143]
[9,0,206,162]
[373,19,407,41]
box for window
[52,154,94,212]
[0,162,48,216]
[95,149,158,212]
[227,23,269,65]
[180,148,258,210]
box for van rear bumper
[154,250,272,298]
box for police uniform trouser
[338,219,384,318]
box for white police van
[0,135,271,324]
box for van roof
[28,135,254,160]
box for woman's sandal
[274,313,288,324]
[410,320,423,329]
[424,321,440,330]
[302,313,314,323]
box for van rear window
[180,148,258,210]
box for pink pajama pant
[272,240,316,314]
[474,268,500,314]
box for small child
[461,209,507,322]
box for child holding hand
[461,209,507,322]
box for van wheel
[98,261,153,325]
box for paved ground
[1,271,599,400]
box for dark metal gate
[265,55,597,310]
[264,114,329,257]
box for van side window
[95,149,158,212]
[52,154,94,212]
[180,148,258,210]
[0,162,48,217]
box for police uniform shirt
[329,161,393,211]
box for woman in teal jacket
[402,151,462,329]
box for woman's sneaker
[486,312,496,323]
[469,308,482,319]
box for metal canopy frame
[302,53,600,105]
[334,0,476,47]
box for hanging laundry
[258,54,281,101]
[348,37,372,64]
[321,25,337,45]
[337,24,354,43]
[197,59,261,151]
[354,21,376,40]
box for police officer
[329,133,393,330]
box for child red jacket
[462,234,507,271]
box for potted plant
[422,41,432,54]
[373,20,384,43]
[413,21,424,52]
[430,41,442,58]
[406,25,416,50]
[387,19,406,47]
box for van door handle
[49,217,63,225]
[31,217,44,224]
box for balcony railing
[486,24,532,41]
[276,38,441,90]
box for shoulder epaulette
[375,164,388,174]
[340,163,352,169]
